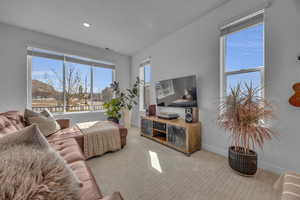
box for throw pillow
[24,108,61,137]
[0,124,83,192]
[40,108,54,118]
[0,124,49,151]
[0,145,80,200]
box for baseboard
[258,160,286,175]
[202,143,228,157]
[202,143,286,175]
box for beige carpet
[87,127,281,200]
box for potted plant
[217,83,276,176]
[104,77,141,127]
[103,98,122,124]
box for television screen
[155,75,198,107]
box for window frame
[27,48,115,114]
[139,59,151,111]
[220,15,265,100]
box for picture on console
[155,75,198,107]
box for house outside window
[220,10,265,98]
[28,48,115,113]
[139,60,151,111]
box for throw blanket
[76,121,121,159]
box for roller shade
[27,49,64,61]
[27,48,115,69]
[139,58,151,67]
[220,10,264,36]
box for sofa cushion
[0,115,19,136]
[79,179,103,200]
[47,126,82,140]
[69,161,94,182]
[68,160,103,200]
[0,111,25,130]
[50,138,85,163]
[25,109,61,137]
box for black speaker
[185,108,198,123]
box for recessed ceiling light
[83,22,91,28]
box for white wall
[131,0,300,174]
[0,22,131,125]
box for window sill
[53,110,105,116]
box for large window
[139,60,151,111]
[29,48,115,113]
[221,11,264,97]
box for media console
[140,116,201,156]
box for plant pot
[122,109,132,128]
[228,146,257,176]
[107,117,119,124]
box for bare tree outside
[32,58,113,113]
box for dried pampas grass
[217,83,276,153]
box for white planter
[123,109,132,128]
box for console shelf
[140,116,201,156]
[153,128,167,134]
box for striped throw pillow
[282,171,300,200]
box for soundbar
[157,112,179,120]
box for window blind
[220,10,264,36]
[139,58,151,67]
[27,48,115,69]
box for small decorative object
[104,77,141,127]
[148,105,156,116]
[217,83,276,176]
[289,82,300,107]
[103,98,122,124]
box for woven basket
[228,146,257,176]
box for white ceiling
[0,0,229,55]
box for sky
[225,23,264,93]
[144,65,151,83]
[32,56,113,93]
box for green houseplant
[110,77,140,110]
[103,98,122,124]
[217,83,276,176]
[103,77,141,126]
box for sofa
[48,118,128,150]
[0,110,127,200]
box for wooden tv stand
[140,116,201,156]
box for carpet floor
[87,127,280,200]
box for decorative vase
[123,109,132,128]
[228,146,257,176]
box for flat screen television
[155,75,198,108]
